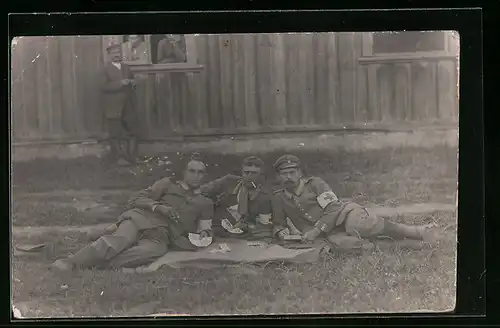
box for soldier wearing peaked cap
[271,154,441,250]
[199,156,273,239]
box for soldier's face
[109,48,123,62]
[278,167,302,190]
[183,160,207,188]
[241,165,262,188]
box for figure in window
[122,35,150,64]
[157,34,187,64]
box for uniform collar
[233,180,261,200]
[284,178,308,198]
[111,61,121,70]
[178,181,201,195]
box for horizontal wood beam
[358,53,458,65]
[129,63,204,74]
[12,122,458,145]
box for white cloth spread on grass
[125,239,327,272]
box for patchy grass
[12,146,458,226]
[11,146,458,317]
[12,212,456,317]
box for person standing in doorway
[100,43,140,165]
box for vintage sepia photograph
[11,31,459,318]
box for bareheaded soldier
[51,153,214,271]
[271,154,439,250]
[199,156,273,239]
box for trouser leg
[105,238,168,269]
[381,220,427,240]
[126,136,138,162]
[108,138,120,160]
[344,207,428,241]
[68,219,139,269]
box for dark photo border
[6,6,487,327]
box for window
[372,31,446,54]
[102,34,194,65]
[150,34,187,64]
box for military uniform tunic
[272,176,385,249]
[68,178,214,269]
[200,174,273,238]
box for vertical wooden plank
[377,64,395,122]
[285,33,300,125]
[180,75,191,131]
[218,34,235,129]
[207,35,222,128]
[11,38,28,140]
[231,34,246,128]
[411,61,438,121]
[393,64,411,121]
[80,35,101,138]
[35,37,50,137]
[337,32,356,123]
[297,33,315,125]
[436,60,456,121]
[313,33,329,125]
[448,31,460,123]
[92,36,105,135]
[354,33,368,123]
[10,38,24,140]
[171,73,183,133]
[45,36,64,136]
[21,37,40,139]
[269,33,287,126]
[361,32,380,122]
[60,37,75,135]
[193,35,209,130]
[71,36,85,136]
[326,32,340,124]
[366,65,380,121]
[158,75,176,132]
[242,34,258,128]
[185,35,197,65]
[256,33,273,127]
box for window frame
[359,31,458,65]
[101,34,204,74]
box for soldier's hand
[154,205,173,217]
[169,210,181,222]
[121,79,131,85]
[234,221,249,231]
[199,230,212,239]
[277,228,290,240]
[302,227,322,243]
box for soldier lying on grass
[199,156,273,240]
[51,153,214,271]
[271,154,441,250]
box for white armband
[316,191,339,209]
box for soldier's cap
[242,156,265,168]
[274,154,301,172]
[106,43,122,52]
[189,152,204,163]
[187,152,207,171]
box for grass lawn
[11,146,458,317]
